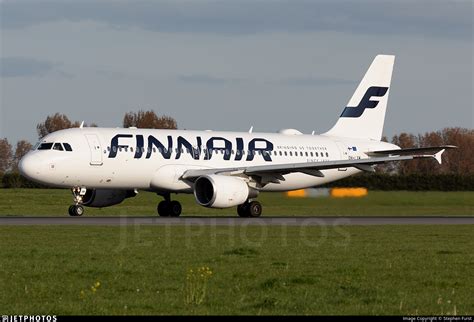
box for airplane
[19,55,456,217]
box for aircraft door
[335,141,349,171]
[85,134,103,166]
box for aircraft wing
[181,146,455,184]
[366,145,457,157]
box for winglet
[433,149,445,165]
[249,126,253,133]
[79,121,84,129]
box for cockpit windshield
[38,143,53,150]
[37,142,73,151]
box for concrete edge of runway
[0,216,473,226]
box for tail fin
[324,54,395,141]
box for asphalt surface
[0,216,473,226]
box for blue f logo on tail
[340,86,388,118]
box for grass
[0,189,473,216]
[0,225,472,315]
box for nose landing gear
[68,187,87,217]
[68,204,84,216]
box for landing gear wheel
[237,203,249,217]
[69,205,84,217]
[157,201,170,217]
[247,201,262,217]
[169,201,182,217]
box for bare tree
[123,110,177,129]
[440,127,474,174]
[0,138,13,175]
[36,113,98,139]
[12,140,33,172]
[389,128,473,175]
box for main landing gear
[237,200,263,217]
[69,186,86,217]
[157,193,182,217]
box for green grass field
[0,225,472,315]
[0,189,473,216]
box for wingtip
[434,149,445,164]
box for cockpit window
[63,143,73,151]
[53,143,64,151]
[38,143,53,150]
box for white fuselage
[20,127,398,192]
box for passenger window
[53,143,64,151]
[38,143,53,150]
[305,152,308,157]
[130,147,134,152]
[310,152,314,157]
[326,152,329,157]
[315,152,319,157]
[63,143,73,151]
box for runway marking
[0,216,473,226]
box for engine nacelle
[194,175,253,208]
[82,189,137,208]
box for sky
[0,0,472,145]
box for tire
[157,201,170,216]
[68,205,75,216]
[237,204,249,217]
[169,201,182,217]
[74,205,84,216]
[247,201,262,217]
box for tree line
[0,110,472,189]
[378,127,473,175]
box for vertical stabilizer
[323,55,395,140]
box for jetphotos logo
[2,316,57,322]
[340,86,389,118]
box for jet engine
[82,189,137,208]
[194,175,256,208]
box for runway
[0,216,473,226]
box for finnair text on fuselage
[109,134,274,161]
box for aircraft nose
[19,153,42,180]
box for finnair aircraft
[19,55,454,217]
